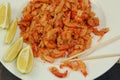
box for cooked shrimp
[50,49,66,58]
[60,61,78,71]
[43,54,55,63]
[44,40,57,49]
[80,0,91,10]
[49,67,68,78]
[80,26,88,37]
[32,43,39,57]
[55,0,65,14]
[19,0,109,78]
[63,11,80,28]
[93,28,109,37]
[76,60,88,77]
[38,49,55,63]
[46,27,60,40]
[33,0,51,4]
[68,49,83,57]
[87,17,99,27]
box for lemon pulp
[5,18,18,44]
[4,38,23,62]
[17,46,34,74]
[0,3,11,29]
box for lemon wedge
[17,46,34,74]
[3,37,23,62]
[25,46,34,73]
[5,18,18,44]
[0,3,11,29]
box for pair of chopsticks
[69,53,120,61]
[62,35,120,62]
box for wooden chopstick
[61,35,120,62]
[69,53,120,61]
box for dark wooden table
[0,62,120,80]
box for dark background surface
[0,62,120,80]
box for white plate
[0,0,120,80]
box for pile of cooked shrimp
[19,0,109,78]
